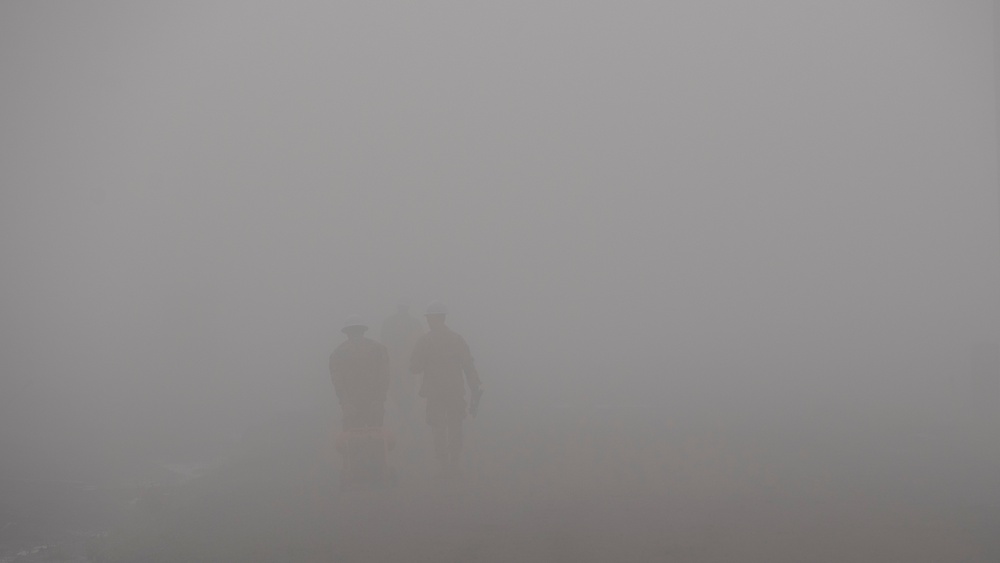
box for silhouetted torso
[410,327,480,401]
[329,336,390,428]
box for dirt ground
[313,474,989,563]
[5,406,999,562]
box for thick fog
[2,1,1000,561]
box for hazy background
[1,0,997,498]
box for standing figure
[409,301,483,477]
[330,315,393,489]
[330,315,391,430]
[379,303,424,433]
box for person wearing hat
[379,302,424,429]
[330,315,391,430]
[409,301,483,477]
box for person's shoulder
[413,331,431,345]
[446,328,469,346]
[331,343,347,362]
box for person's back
[381,305,423,361]
[409,302,482,477]
[330,337,389,405]
[411,326,476,400]
[330,316,390,429]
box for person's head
[342,315,368,339]
[424,301,448,329]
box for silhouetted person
[330,315,391,430]
[409,301,482,477]
[380,302,424,430]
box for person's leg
[399,388,421,470]
[370,401,386,428]
[425,399,444,457]
[340,407,360,487]
[342,405,359,431]
[431,424,447,462]
[447,418,463,475]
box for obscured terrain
[3,403,998,562]
[3,2,999,559]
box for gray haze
[2,1,1000,560]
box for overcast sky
[1,1,998,476]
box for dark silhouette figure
[409,301,483,477]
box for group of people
[329,301,483,478]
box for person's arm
[410,338,429,398]
[409,338,426,374]
[460,338,482,392]
[377,343,391,399]
[329,351,345,405]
